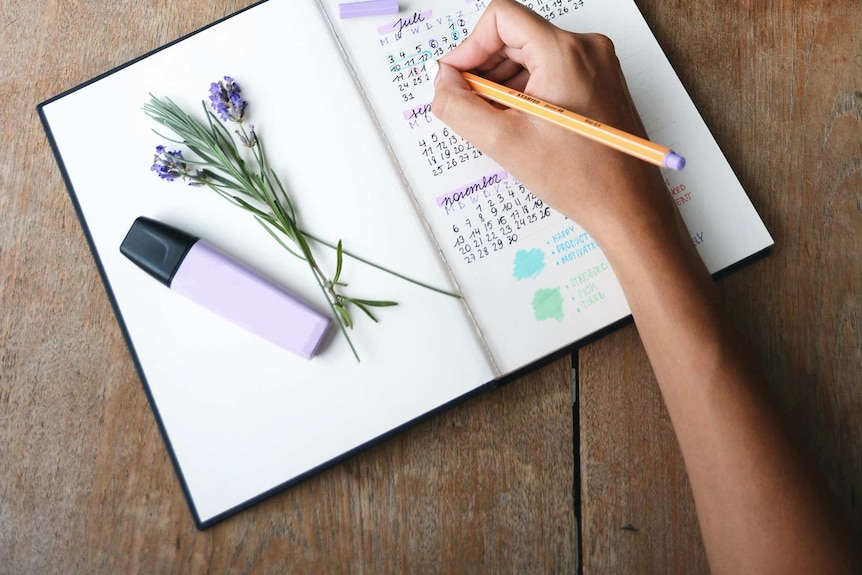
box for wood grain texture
[579,0,862,572]
[1,1,576,572]
[3,0,860,572]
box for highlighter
[120,216,331,359]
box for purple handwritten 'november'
[436,170,508,207]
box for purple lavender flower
[151,145,201,184]
[209,76,247,122]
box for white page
[324,0,773,374]
[41,0,496,525]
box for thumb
[430,61,526,161]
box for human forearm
[603,217,858,573]
[432,1,859,570]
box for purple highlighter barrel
[120,217,331,359]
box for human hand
[431,0,678,248]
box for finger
[431,61,530,160]
[431,60,501,128]
[440,0,553,72]
[478,56,526,85]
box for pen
[429,60,685,171]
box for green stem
[253,217,360,362]
[301,231,460,298]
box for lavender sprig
[143,78,458,360]
[151,146,203,183]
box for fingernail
[428,59,441,86]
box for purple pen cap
[339,0,399,18]
[663,151,686,171]
[120,217,332,359]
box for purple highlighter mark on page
[436,170,508,207]
[404,102,432,121]
[378,10,433,36]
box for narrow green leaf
[253,217,304,260]
[349,298,399,307]
[333,240,344,285]
[351,301,380,323]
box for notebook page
[41,0,495,525]
[324,0,773,374]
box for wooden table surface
[2,0,859,572]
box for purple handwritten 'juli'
[436,170,508,207]
[378,10,432,35]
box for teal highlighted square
[513,249,546,280]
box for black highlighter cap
[120,217,199,287]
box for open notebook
[39,0,773,528]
